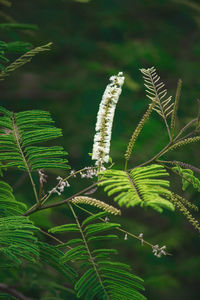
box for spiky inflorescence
[92,72,125,167]
[170,79,182,138]
[168,136,200,152]
[125,99,156,164]
[169,193,200,231]
[71,196,121,215]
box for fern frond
[71,196,121,215]
[99,164,174,213]
[0,180,26,216]
[0,216,39,266]
[172,165,200,192]
[140,67,174,119]
[0,106,70,171]
[51,205,146,300]
[0,42,52,80]
[38,241,77,284]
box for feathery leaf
[99,164,174,213]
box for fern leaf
[140,67,173,120]
[99,164,174,213]
[55,207,146,300]
[49,224,79,234]
[38,241,77,283]
[84,222,121,237]
[172,165,200,192]
[0,106,70,172]
[0,180,26,216]
[0,216,39,265]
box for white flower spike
[92,72,125,168]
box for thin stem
[12,113,39,204]
[23,181,100,216]
[0,283,30,300]
[173,118,197,142]
[40,166,98,205]
[69,203,110,299]
[128,141,173,170]
[73,203,171,256]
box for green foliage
[140,67,173,120]
[0,180,26,216]
[172,165,200,191]
[50,208,146,300]
[38,241,77,284]
[0,216,39,266]
[0,106,70,171]
[99,164,174,213]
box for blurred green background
[1,0,200,299]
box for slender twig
[128,119,199,171]
[40,166,98,205]
[73,203,171,256]
[128,141,173,170]
[0,283,30,300]
[173,118,197,142]
[23,181,99,216]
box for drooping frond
[38,241,77,284]
[0,216,39,266]
[0,180,26,216]
[99,164,174,213]
[172,165,200,192]
[0,106,70,171]
[140,67,173,120]
[71,196,121,215]
[49,206,146,300]
[0,42,52,80]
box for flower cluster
[70,166,106,179]
[38,169,48,187]
[152,244,167,258]
[92,72,125,167]
[48,176,70,196]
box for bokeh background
[1,0,200,299]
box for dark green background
[1,0,200,299]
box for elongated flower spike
[92,72,125,168]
